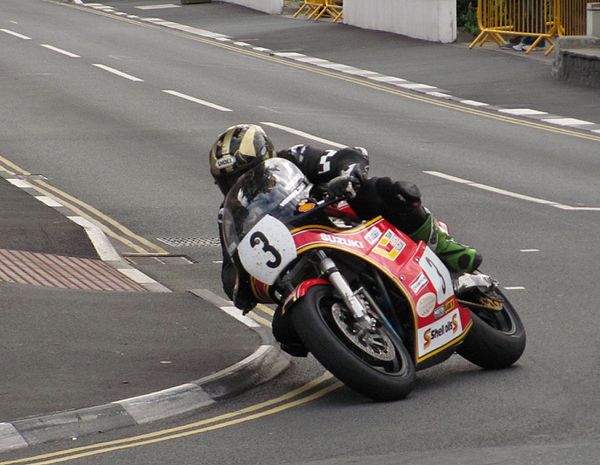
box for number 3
[250,231,282,269]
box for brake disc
[331,303,396,362]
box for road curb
[0,291,289,453]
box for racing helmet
[210,124,275,194]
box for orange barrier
[470,0,592,55]
[294,0,343,22]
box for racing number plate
[238,215,297,285]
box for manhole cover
[156,237,221,247]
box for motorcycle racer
[210,124,482,353]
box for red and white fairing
[290,217,473,364]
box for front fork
[315,250,374,324]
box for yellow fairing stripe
[291,216,382,235]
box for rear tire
[458,289,526,369]
[291,285,416,401]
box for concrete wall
[344,0,456,43]
[219,0,283,15]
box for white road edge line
[92,64,144,82]
[162,90,232,112]
[40,44,80,58]
[424,171,600,211]
[0,29,31,40]
[220,306,261,328]
[261,122,346,149]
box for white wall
[344,0,456,43]
[219,0,283,15]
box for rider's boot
[410,214,482,273]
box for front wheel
[457,288,526,369]
[291,285,416,401]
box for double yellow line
[0,373,341,465]
[0,153,168,255]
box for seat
[293,0,326,20]
[314,0,343,22]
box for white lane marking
[40,44,80,58]
[342,69,380,76]
[399,83,436,90]
[294,56,329,64]
[368,75,407,83]
[504,286,526,290]
[233,41,251,47]
[460,100,489,107]
[274,52,305,58]
[253,47,271,53]
[542,117,594,126]
[10,21,18,24]
[424,171,600,211]
[92,64,144,82]
[36,196,63,207]
[141,17,165,22]
[162,90,232,112]
[135,4,181,9]
[261,122,346,149]
[520,249,540,252]
[220,306,261,328]
[212,260,223,264]
[7,179,32,188]
[499,108,547,116]
[127,15,140,18]
[427,91,452,99]
[593,130,600,134]
[0,29,31,40]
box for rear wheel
[291,285,415,401]
[458,288,526,369]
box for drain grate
[156,237,221,247]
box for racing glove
[233,274,257,314]
[326,164,366,199]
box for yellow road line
[35,180,168,254]
[1,372,336,465]
[59,1,600,144]
[0,153,167,255]
[256,303,275,316]
[248,311,272,328]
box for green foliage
[457,0,480,35]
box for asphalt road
[1,1,599,464]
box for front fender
[281,279,331,315]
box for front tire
[458,289,526,369]
[291,285,416,401]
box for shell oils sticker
[297,198,316,213]
[418,308,462,356]
[372,229,406,261]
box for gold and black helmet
[210,124,275,194]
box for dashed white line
[368,76,408,83]
[162,90,232,112]
[261,122,346,149]
[542,117,594,126]
[0,29,31,40]
[427,91,452,99]
[118,268,159,284]
[460,100,489,107]
[40,44,80,58]
[135,4,181,9]
[7,179,32,189]
[520,249,540,252]
[399,83,436,90]
[36,196,63,208]
[424,171,600,211]
[499,108,547,116]
[220,306,261,328]
[92,64,144,82]
[504,286,526,290]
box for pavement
[1,0,598,453]
[0,173,289,453]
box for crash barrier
[470,0,593,55]
[294,0,343,22]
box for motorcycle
[221,158,526,401]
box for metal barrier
[470,0,592,55]
[294,0,343,22]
